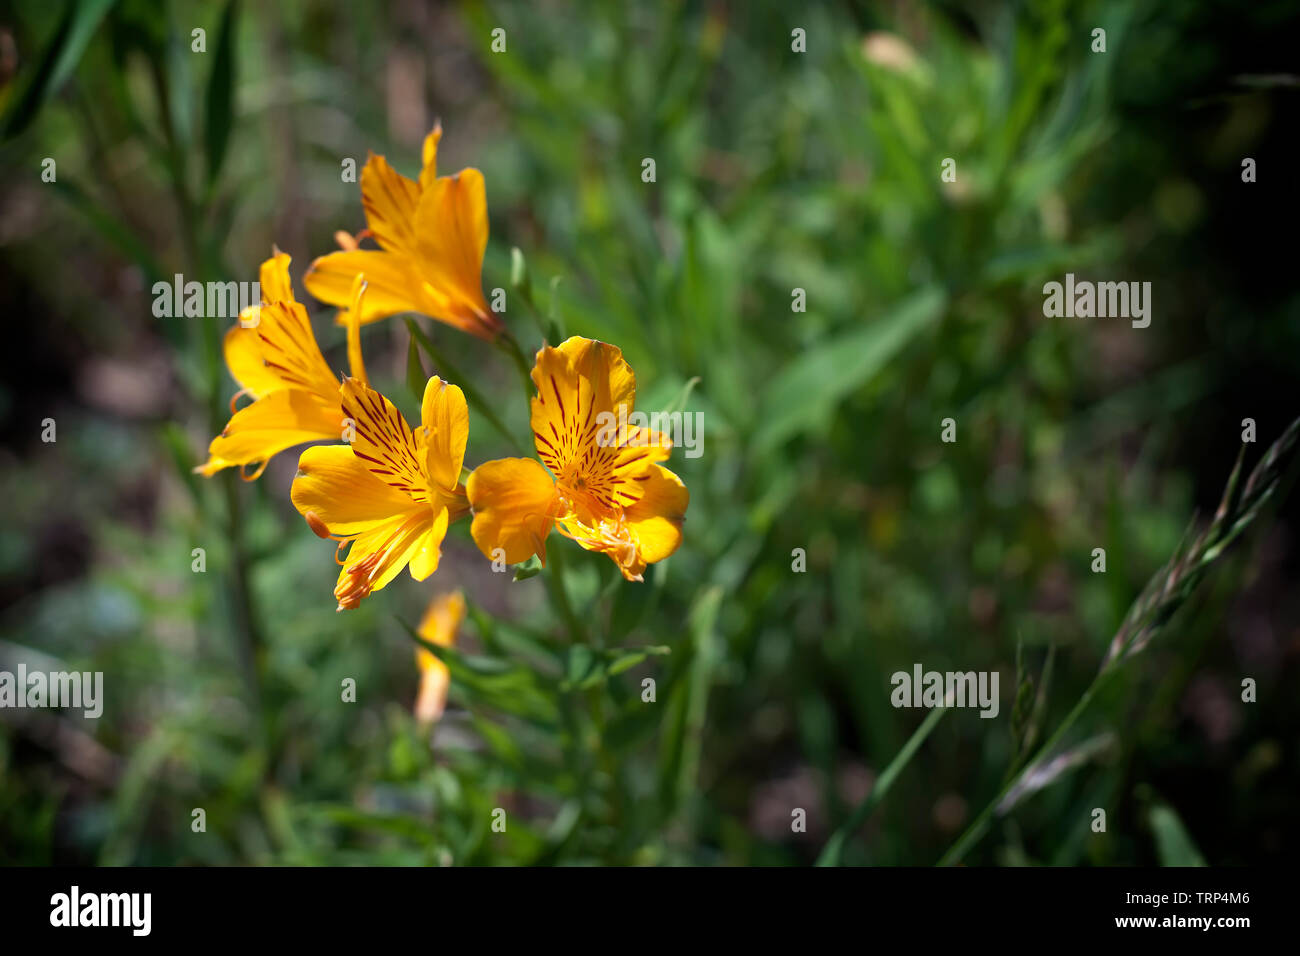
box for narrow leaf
[1,0,117,139]
[204,0,238,187]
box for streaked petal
[360,152,421,256]
[534,336,636,415]
[466,457,557,566]
[221,323,281,399]
[530,337,660,519]
[255,301,339,401]
[530,337,637,469]
[291,444,424,535]
[339,377,432,503]
[333,509,432,610]
[259,249,296,304]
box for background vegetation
[1,0,1297,866]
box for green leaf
[564,644,595,688]
[662,375,701,417]
[157,422,200,505]
[301,804,438,846]
[1149,801,1207,867]
[163,11,195,148]
[560,644,669,691]
[398,618,559,726]
[50,178,167,285]
[754,286,946,453]
[658,587,722,817]
[204,0,238,188]
[512,554,543,581]
[1,0,117,140]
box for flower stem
[496,331,536,403]
[545,542,586,644]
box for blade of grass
[816,704,948,866]
[939,415,1300,866]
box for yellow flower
[196,251,369,479]
[414,590,466,724]
[292,375,470,610]
[304,123,502,341]
[466,336,689,582]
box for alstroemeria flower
[304,123,502,341]
[414,590,466,724]
[466,336,689,582]
[292,375,470,610]
[196,251,369,479]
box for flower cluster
[196,124,689,636]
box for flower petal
[530,337,636,469]
[253,301,339,401]
[623,463,689,564]
[534,336,636,416]
[259,249,296,304]
[333,509,432,610]
[197,388,340,477]
[304,249,426,326]
[408,505,450,581]
[292,444,424,535]
[418,122,442,191]
[339,377,432,503]
[466,457,558,566]
[412,168,495,335]
[221,323,281,399]
[344,274,369,385]
[360,151,421,256]
[414,588,463,724]
[418,375,469,493]
[530,337,665,519]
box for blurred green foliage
[1,0,1297,866]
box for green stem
[496,330,537,403]
[148,55,265,730]
[545,542,586,644]
[407,318,524,454]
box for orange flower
[414,590,465,724]
[304,123,501,340]
[291,375,470,610]
[196,252,369,479]
[466,337,688,581]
